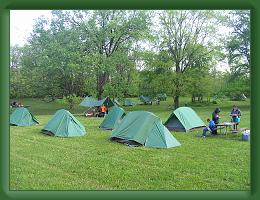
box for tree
[139,50,174,98]
[223,10,250,98]
[66,10,151,99]
[184,67,214,102]
[10,45,24,99]
[159,10,218,108]
[226,10,250,76]
[20,12,96,100]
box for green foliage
[10,10,250,107]
[184,67,214,101]
[139,50,175,98]
[55,94,82,110]
[226,10,250,76]
[158,10,219,108]
[214,72,250,99]
[11,10,150,100]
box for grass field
[10,97,250,190]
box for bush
[56,94,82,110]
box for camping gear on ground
[80,96,114,108]
[10,107,39,126]
[242,130,250,141]
[42,109,86,137]
[99,106,125,130]
[139,95,152,105]
[111,111,181,148]
[164,107,206,132]
[123,99,135,106]
[84,107,97,117]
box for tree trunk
[173,63,181,109]
[174,95,179,109]
[97,72,109,99]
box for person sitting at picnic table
[230,105,241,131]
[202,118,217,138]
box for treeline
[10,10,250,108]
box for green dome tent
[99,106,125,130]
[42,109,86,137]
[10,107,39,126]
[123,99,135,106]
[111,111,181,148]
[164,107,206,132]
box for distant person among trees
[212,107,221,124]
[230,105,241,130]
[202,118,217,138]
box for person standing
[230,105,241,130]
[212,107,221,125]
[100,104,107,117]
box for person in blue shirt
[202,118,217,138]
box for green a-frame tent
[111,111,181,148]
[139,95,152,105]
[99,106,125,130]
[42,109,86,137]
[164,107,206,132]
[10,107,39,126]
[80,96,114,108]
[123,99,135,106]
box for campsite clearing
[10,98,250,190]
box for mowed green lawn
[10,97,250,190]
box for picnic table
[216,122,236,135]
